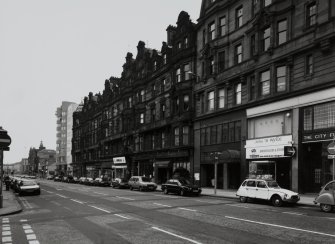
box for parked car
[161,178,202,196]
[128,176,157,191]
[54,176,61,182]
[17,180,41,196]
[61,176,68,182]
[314,180,335,212]
[67,176,79,184]
[111,178,129,189]
[46,175,54,180]
[94,177,111,187]
[78,177,87,184]
[84,177,95,185]
[236,179,300,207]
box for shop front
[112,157,127,179]
[245,135,294,189]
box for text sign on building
[113,157,126,164]
[302,131,335,143]
[245,135,293,159]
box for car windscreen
[179,179,191,185]
[141,177,151,182]
[267,181,280,188]
[22,181,37,186]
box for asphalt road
[1,180,335,244]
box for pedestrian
[4,175,10,191]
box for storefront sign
[246,135,293,159]
[245,135,293,148]
[113,157,126,164]
[328,155,335,159]
[112,165,127,169]
[302,131,335,143]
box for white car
[17,180,41,196]
[128,176,157,191]
[236,179,300,207]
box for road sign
[328,155,335,159]
[327,142,335,154]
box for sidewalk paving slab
[0,187,23,216]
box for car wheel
[180,189,185,196]
[271,195,283,207]
[320,204,333,213]
[239,196,248,203]
[163,188,168,195]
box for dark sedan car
[111,178,129,189]
[161,178,201,196]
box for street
[1,181,335,244]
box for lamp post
[210,152,222,195]
[0,127,11,208]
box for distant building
[55,101,78,175]
[21,158,29,174]
[28,141,45,174]
[37,149,56,178]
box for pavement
[0,186,23,216]
[0,183,317,217]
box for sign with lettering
[246,135,293,159]
[302,131,335,143]
[113,157,126,164]
[327,142,335,155]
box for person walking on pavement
[4,175,10,191]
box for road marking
[25,229,34,234]
[152,227,202,244]
[226,204,249,209]
[115,196,134,200]
[2,230,11,236]
[2,227,10,231]
[153,203,172,208]
[50,201,61,206]
[225,216,335,238]
[27,234,37,240]
[282,211,304,216]
[114,214,132,220]
[178,207,197,212]
[93,192,108,196]
[20,219,28,222]
[2,236,12,243]
[29,240,40,244]
[56,188,63,191]
[43,190,54,194]
[88,205,111,213]
[154,194,178,199]
[56,194,68,198]
[23,225,32,229]
[70,199,85,204]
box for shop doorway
[276,159,291,189]
[228,164,240,189]
[157,168,171,184]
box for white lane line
[20,219,28,222]
[154,194,178,198]
[153,203,172,208]
[93,192,108,196]
[56,194,68,198]
[114,214,132,220]
[88,205,111,213]
[152,227,202,244]
[282,211,304,216]
[42,190,53,194]
[115,196,134,201]
[226,204,249,209]
[70,199,85,204]
[226,216,335,238]
[178,207,197,212]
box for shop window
[313,102,335,130]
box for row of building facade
[72,0,335,193]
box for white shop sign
[113,157,126,164]
[246,135,293,159]
[245,135,293,148]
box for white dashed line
[153,203,172,208]
[225,216,335,238]
[282,211,304,216]
[88,205,111,213]
[115,196,134,200]
[178,207,197,212]
[56,194,68,198]
[114,214,132,220]
[70,199,85,204]
[152,227,202,244]
[93,192,108,196]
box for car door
[255,180,269,200]
[245,180,257,198]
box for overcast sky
[0,0,202,164]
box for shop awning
[155,161,170,168]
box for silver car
[128,176,157,191]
